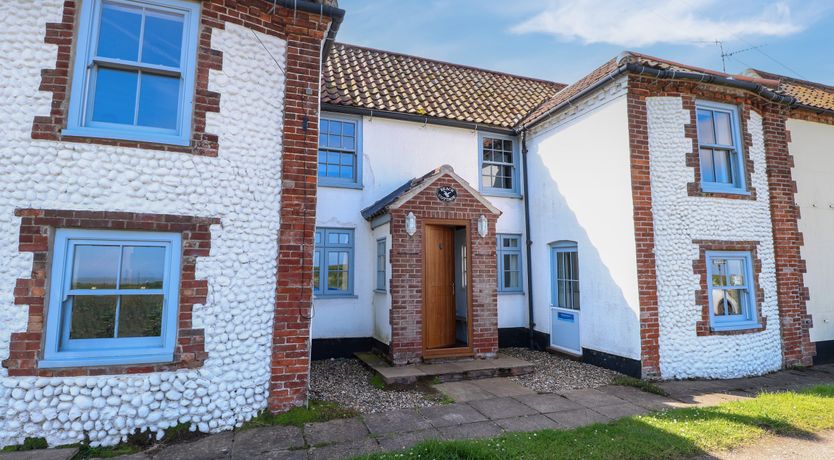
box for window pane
[97,3,142,61]
[313,251,320,291]
[713,150,733,184]
[70,295,117,339]
[714,111,733,145]
[137,73,180,129]
[315,232,322,245]
[91,68,138,125]
[342,122,355,136]
[711,258,726,286]
[141,11,184,67]
[120,246,165,289]
[697,109,715,145]
[712,289,725,315]
[571,280,581,310]
[327,253,349,291]
[329,120,341,135]
[726,259,745,286]
[700,148,716,183]
[118,295,164,337]
[328,251,348,272]
[72,245,120,289]
[725,289,744,315]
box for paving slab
[231,426,304,459]
[513,393,583,413]
[0,449,78,460]
[597,385,679,411]
[440,421,503,440]
[362,408,432,436]
[468,396,538,420]
[561,388,628,408]
[307,438,380,460]
[494,414,560,432]
[593,403,647,419]
[469,378,536,397]
[419,403,487,427]
[545,408,611,429]
[154,432,234,460]
[433,381,495,402]
[376,428,441,451]
[303,417,368,447]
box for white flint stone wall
[0,2,286,447]
[647,96,782,379]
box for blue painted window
[706,251,759,331]
[696,101,747,194]
[479,133,520,197]
[313,228,355,297]
[63,0,201,146]
[497,234,523,293]
[40,229,182,368]
[550,241,580,310]
[319,114,362,188]
[376,238,387,292]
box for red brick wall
[627,75,815,375]
[388,175,500,364]
[2,209,217,377]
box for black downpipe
[520,130,537,349]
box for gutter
[273,0,345,60]
[520,130,537,349]
[793,103,834,119]
[321,103,515,135]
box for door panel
[424,225,456,349]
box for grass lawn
[360,384,834,460]
[241,400,359,429]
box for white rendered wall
[314,116,528,339]
[525,78,642,360]
[647,97,781,379]
[0,3,286,447]
[788,118,834,343]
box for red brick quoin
[388,174,501,365]
[2,209,218,377]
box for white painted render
[0,3,286,447]
[788,118,834,344]
[525,78,642,360]
[313,116,528,339]
[647,97,782,379]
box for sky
[335,0,834,86]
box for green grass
[370,374,387,390]
[241,400,359,429]
[612,376,670,396]
[359,384,834,460]
[2,437,48,452]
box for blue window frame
[318,114,363,189]
[313,228,355,297]
[550,241,580,310]
[375,238,387,292]
[63,0,201,146]
[40,229,182,368]
[479,133,520,197]
[497,234,523,293]
[696,101,748,194]
[706,251,759,331]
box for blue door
[550,242,581,355]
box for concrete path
[8,364,834,460]
[695,430,834,460]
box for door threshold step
[355,351,535,385]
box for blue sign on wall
[557,312,575,322]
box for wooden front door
[424,224,456,349]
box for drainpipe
[520,130,537,349]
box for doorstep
[355,352,534,385]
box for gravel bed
[310,358,443,414]
[503,347,623,393]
